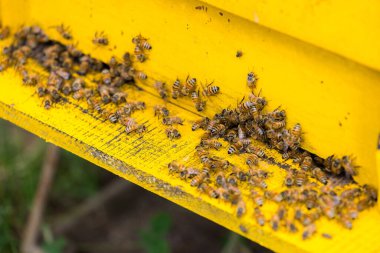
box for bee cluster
[168,72,377,239]
[0,25,150,135]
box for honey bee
[21,70,39,86]
[54,68,71,81]
[236,50,243,58]
[202,82,220,96]
[301,156,313,171]
[270,214,280,231]
[209,124,226,136]
[0,26,10,40]
[62,81,72,95]
[154,105,170,118]
[196,147,210,163]
[168,161,186,174]
[165,127,181,140]
[135,71,147,80]
[53,24,72,40]
[0,58,9,72]
[277,204,287,220]
[98,85,111,103]
[311,167,327,184]
[291,123,302,138]
[47,72,63,89]
[227,141,243,154]
[269,108,286,121]
[284,170,295,187]
[73,88,93,100]
[199,183,219,198]
[339,213,353,229]
[225,129,238,142]
[231,166,248,181]
[101,109,118,123]
[190,169,209,187]
[249,177,268,189]
[245,144,265,157]
[236,199,246,217]
[246,154,259,167]
[181,76,197,95]
[172,78,182,99]
[191,90,206,112]
[72,78,85,92]
[239,225,248,234]
[251,190,264,206]
[112,91,127,104]
[87,98,102,112]
[36,84,46,97]
[132,34,152,50]
[41,94,53,109]
[191,117,210,131]
[254,207,265,226]
[295,170,307,186]
[201,139,222,150]
[324,155,343,175]
[302,224,316,240]
[227,174,238,186]
[78,58,90,75]
[345,200,359,219]
[180,167,200,180]
[154,81,168,99]
[318,195,335,218]
[247,71,257,89]
[322,233,333,239]
[271,120,286,130]
[46,85,60,100]
[248,91,267,110]
[124,118,146,134]
[215,172,227,188]
[285,219,298,233]
[341,155,358,178]
[92,31,109,46]
[162,116,184,125]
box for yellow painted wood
[1,0,380,252]
[1,64,380,253]
[201,0,380,71]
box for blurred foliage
[139,213,172,253]
[0,119,102,253]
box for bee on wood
[295,170,307,187]
[191,90,206,112]
[62,81,72,95]
[284,170,295,187]
[247,71,257,89]
[101,109,118,123]
[301,156,313,171]
[112,91,128,104]
[254,207,265,226]
[154,105,170,118]
[98,85,111,103]
[92,31,109,46]
[209,124,226,136]
[248,91,267,110]
[199,183,219,198]
[215,172,227,188]
[190,169,209,187]
[245,144,265,158]
[72,78,85,92]
[236,50,243,58]
[270,214,280,231]
[162,116,184,125]
[73,88,93,100]
[341,155,358,178]
[46,85,60,100]
[168,161,185,173]
[135,71,147,80]
[201,139,222,150]
[124,118,146,134]
[311,167,327,184]
[132,34,152,50]
[251,190,264,206]
[291,123,302,138]
[42,95,53,109]
[154,81,168,99]
[236,199,246,217]
[285,219,298,233]
[172,78,182,99]
[87,98,102,112]
[191,117,210,131]
[202,82,220,96]
[36,84,46,97]
[228,141,244,155]
[250,177,267,189]
[166,127,181,140]
[180,167,200,180]
[196,147,210,163]
[0,26,10,40]
[302,224,316,240]
[21,70,39,86]
[246,154,259,167]
[324,155,343,175]
[52,24,72,40]
[181,76,197,96]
